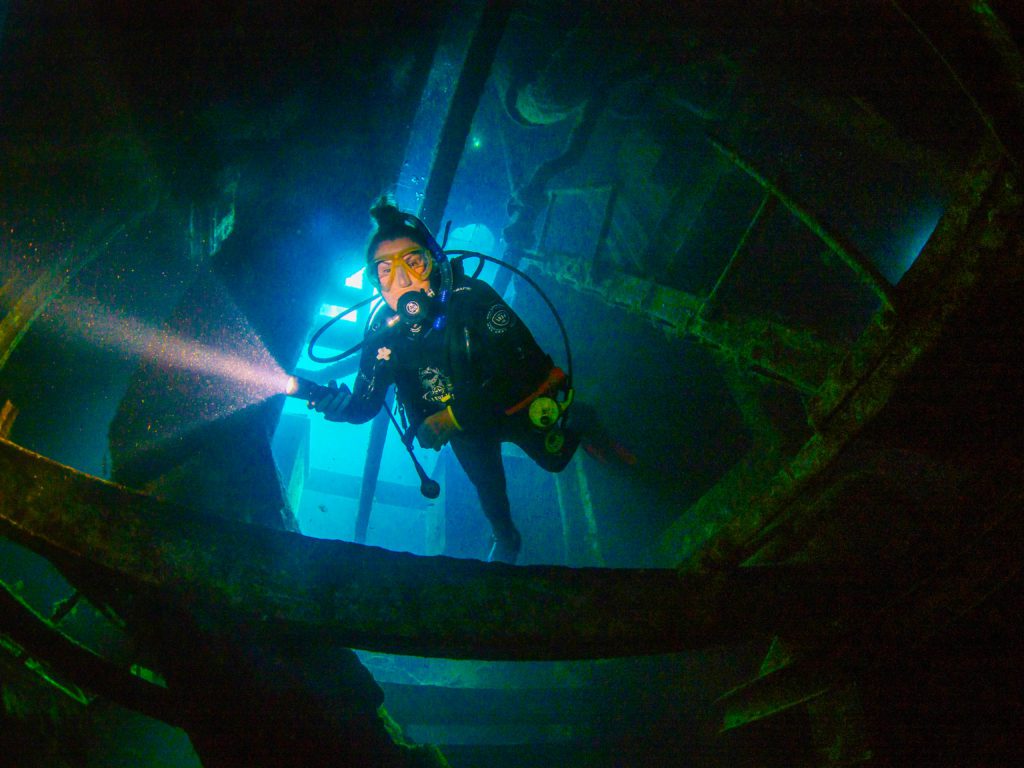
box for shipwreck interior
[2,1,1023,766]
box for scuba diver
[307,198,579,564]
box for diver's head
[366,199,437,312]
[371,236,434,312]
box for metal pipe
[706,135,896,311]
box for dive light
[284,375,332,402]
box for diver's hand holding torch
[290,373,440,499]
[286,376,351,422]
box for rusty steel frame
[0,436,853,663]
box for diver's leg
[450,433,521,563]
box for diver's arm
[313,340,391,425]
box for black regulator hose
[387,409,441,499]
[306,294,379,364]
[446,250,574,388]
[286,374,438,498]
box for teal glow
[344,268,364,289]
[317,304,357,322]
[892,208,943,283]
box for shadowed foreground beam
[1,437,833,660]
[0,579,183,726]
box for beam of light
[48,292,291,398]
[42,282,294,454]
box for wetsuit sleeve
[338,334,393,424]
[448,282,553,432]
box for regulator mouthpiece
[397,290,432,326]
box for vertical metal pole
[554,469,573,565]
[575,454,603,567]
[418,0,514,233]
[354,391,394,545]
[354,0,513,538]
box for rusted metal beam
[699,192,775,317]
[0,398,17,438]
[354,391,394,545]
[0,578,182,725]
[0,211,140,371]
[715,465,1024,733]
[706,135,896,311]
[891,0,1024,167]
[809,139,1011,427]
[1,437,845,661]
[537,261,838,392]
[676,141,1018,573]
[716,656,839,733]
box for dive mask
[371,246,433,291]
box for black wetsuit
[341,274,577,542]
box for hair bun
[365,195,425,264]
[370,197,405,228]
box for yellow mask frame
[370,246,434,291]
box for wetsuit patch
[486,304,515,335]
[420,365,454,405]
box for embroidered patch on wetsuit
[419,366,454,405]
[486,304,515,335]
